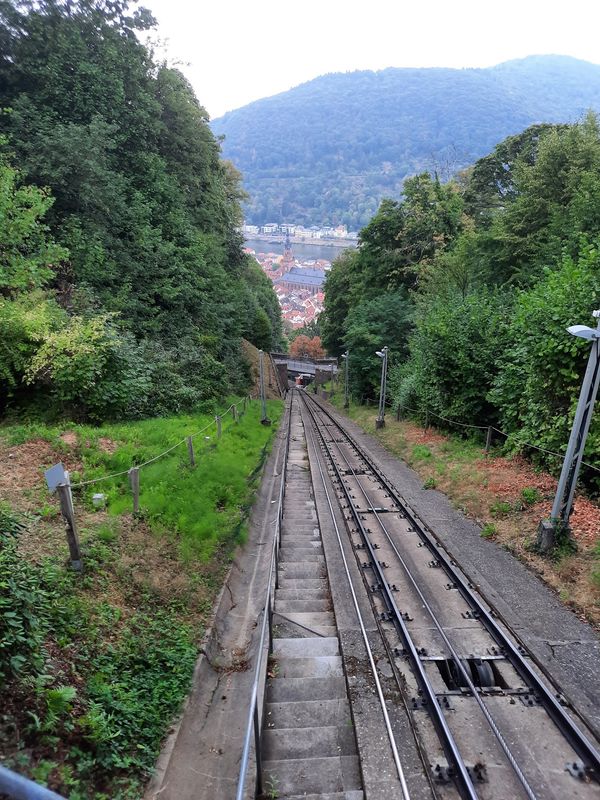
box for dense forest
[0,0,283,422]
[212,56,600,229]
[321,116,600,486]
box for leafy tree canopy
[0,0,282,418]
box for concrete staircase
[261,413,363,799]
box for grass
[325,391,600,626]
[0,397,283,798]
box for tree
[0,150,67,296]
[0,0,283,416]
[344,293,413,400]
[289,335,325,359]
[490,245,600,478]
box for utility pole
[259,349,271,425]
[538,310,600,552]
[375,346,389,429]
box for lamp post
[538,310,600,551]
[341,351,349,409]
[375,346,388,429]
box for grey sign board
[45,462,67,494]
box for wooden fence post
[232,404,238,422]
[396,405,401,422]
[216,415,222,439]
[129,467,140,515]
[485,426,493,455]
[187,436,196,466]
[57,479,83,572]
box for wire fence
[68,402,240,489]
[334,377,600,476]
[51,398,263,571]
[386,399,600,476]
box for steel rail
[300,391,480,800]
[307,398,538,799]
[235,394,293,800]
[298,391,412,800]
[306,392,600,784]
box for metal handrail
[0,766,66,800]
[235,394,293,799]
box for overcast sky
[143,0,600,119]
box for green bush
[490,245,600,485]
[391,289,510,426]
[25,314,151,421]
[0,506,50,681]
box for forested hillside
[321,116,600,487]
[0,0,283,421]
[212,56,600,228]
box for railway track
[241,388,600,800]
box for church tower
[281,230,294,274]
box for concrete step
[263,755,361,796]
[275,587,329,601]
[274,622,337,638]
[276,597,332,613]
[262,724,357,760]
[277,578,329,593]
[279,563,327,579]
[284,502,316,513]
[280,542,324,553]
[274,655,343,679]
[282,534,321,544]
[285,793,364,800]
[282,525,320,537]
[276,611,335,628]
[265,699,353,729]
[279,550,325,563]
[267,676,348,703]
[273,637,339,658]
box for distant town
[243,222,358,331]
[241,221,359,245]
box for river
[244,237,355,264]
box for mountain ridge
[212,55,600,228]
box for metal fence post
[57,480,83,571]
[187,436,195,466]
[129,467,140,515]
[485,426,493,454]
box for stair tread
[263,725,357,760]
[267,675,347,703]
[263,755,362,795]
